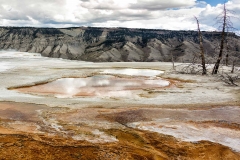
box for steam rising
[19,74,170,98]
[101,69,164,77]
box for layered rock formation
[0,27,239,64]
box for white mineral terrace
[128,106,240,152]
[0,51,239,152]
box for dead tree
[169,44,175,70]
[231,60,235,73]
[212,3,234,74]
[171,50,175,70]
[212,3,227,74]
[225,54,229,66]
[195,16,207,75]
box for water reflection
[101,69,164,77]
[16,75,170,98]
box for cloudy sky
[0,0,240,32]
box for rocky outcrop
[0,27,239,64]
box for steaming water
[17,75,170,98]
[101,68,164,77]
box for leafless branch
[219,73,238,86]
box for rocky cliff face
[0,27,239,64]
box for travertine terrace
[0,51,239,159]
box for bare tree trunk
[225,54,228,66]
[195,16,206,75]
[212,3,227,74]
[231,60,235,73]
[171,50,175,70]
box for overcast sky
[0,0,239,32]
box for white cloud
[0,0,239,32]
[198,2,240,31]
[129,0,196,10]
[80,0,137,10]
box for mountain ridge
[0,26,239,64]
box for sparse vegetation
[219,73,238,86]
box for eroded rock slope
[0,27,239,63]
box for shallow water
[101,68,164,77]
[15,75,170,98]
[127,106,240,152]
